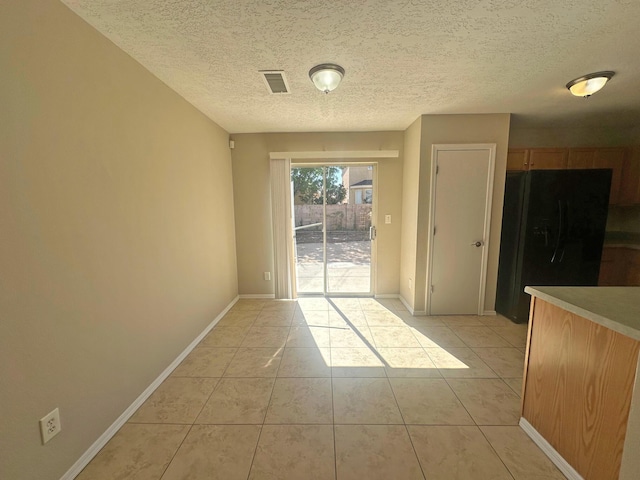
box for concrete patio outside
[295,239,371,294]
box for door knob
[471,241,483,247]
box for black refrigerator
[496,169,611,323]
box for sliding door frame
[291,161,378,297]
[270,149,398,298]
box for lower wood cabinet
[599,247,640,286]
[523,298,640,479]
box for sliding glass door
[291,165,374,295]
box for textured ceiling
[62,0,640,133]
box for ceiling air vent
[260,70,291,94]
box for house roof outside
[351,179,373,188]
[62,0,640,133]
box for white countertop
[524,286,640,341]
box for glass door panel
[326,165,373,294]
[292,167,325,294]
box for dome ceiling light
[309,64,345,94]
[566,71,615,97]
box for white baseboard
[519,417,583,480]
[374,294,400,299]
[398,295,427,316]
[398,295,413,314]
[61,295,240,480]
[482,310,497,316]
[239,293,275,299]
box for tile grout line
[477,426,518,480]
[158,424,195,480]
[438,321,495,427]
[160,302,524,480]
[160,304,267,478]
[237,302,269,480]
[327,302,337,480]
[436,318,519,479]
[384,352,427,480]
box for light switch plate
[385,215,391,224]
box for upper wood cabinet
[593,148,626,204]
[567,148,626,203]
[508,147,634,205]
[619,146,640,205]
[528,149,568,170]
[506,149,529,171]
[567,149,595,169]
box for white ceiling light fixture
[309,64,345,94]
[566,71,615,97]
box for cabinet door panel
[594,148,626,204]
[523,300,640,480]
[529,149,568,170]
[619,147,640,205]
[627,250,640,286]
[507,149,529,171]
[568,149,595,169]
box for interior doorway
[292,164,375,295]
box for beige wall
[0,2,238,479]
[231,132,404,295]
[401,114,511,313]
[399,117,422,309]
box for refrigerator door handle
[551,200,563,263]
[558,200,569,263]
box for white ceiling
[62,0,640,134]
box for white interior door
[428,145,495,315]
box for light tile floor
[76,297,566,480]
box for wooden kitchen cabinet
[565,147,626,203]
[599,247,623,285]
[567,148,595,169]
[508,147,633,205]
[593,148,626,204]
[528,148,568,170]
[522,290,640,480]
[599,246,640,286]
[619,146,640,205]
[627,249,640,285]
[506,149,529,171]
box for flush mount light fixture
[309,64,345,94]
[566,71,615,97]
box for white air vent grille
[260,70,290,94]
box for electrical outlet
[385,215,392,224]
[264,271,271,281]
[409,278,412,290]
[39,408,61,444]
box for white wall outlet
[409,278,412,290]
[39,408,61,444]
[264,271,271,281]
[385,215,392,224]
